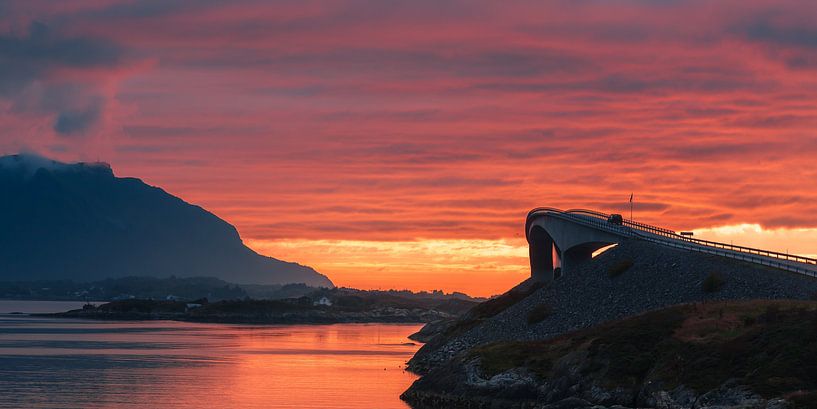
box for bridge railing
[630,229,817,278]
[559,208,817,267]
[527,207,817,277]
[535,209,635,238]
[620,219,817,267]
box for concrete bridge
[526,207,817,282]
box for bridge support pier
[527,212,621,281]
[561,244,596,275]
[529,225,555,282]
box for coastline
[39,310,434,325]
[37,298,462,326]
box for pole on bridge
[629,193,633,222]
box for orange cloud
[2,0,817,295]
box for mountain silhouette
[0,154,333,287]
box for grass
[527,303,552,325]
[607,259,633,277]
[471,300,817,401]
[472,338,572,380]
[473,305,687,384]
[702,272,725,292]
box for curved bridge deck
[526,207,817,280]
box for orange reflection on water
[0,311,422,409]
[217,324,422,409]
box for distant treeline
[0,276,484,304]
[0,276,248,301]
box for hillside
[0,154,333,287]
[403,300,817,408]
[408,239,817,374]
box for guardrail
[527,207,817,278]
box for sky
[1,0,817,296]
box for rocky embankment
[402,239,817,408]
[408,239,817,374]
[402,300,817,408]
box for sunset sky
[2,0,817,296]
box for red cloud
[3,0,817,294]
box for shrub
[607,259,634,277]
[702,272,725,293]
[527,304,552,325]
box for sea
[0,300,422,408]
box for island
[43,286,481,325]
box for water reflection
[0,302,422,409]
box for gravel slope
[408,238,817,373]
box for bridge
[526,207,817,282]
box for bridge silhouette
[526,208,817,281]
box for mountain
[0,154,333,287]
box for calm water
[0,301,422,409]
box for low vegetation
[48,288,481,324]
[607,259,634,277]
[702,272,725,292]
[526,303,552,325]
[471,300,817,403]
[0,276,247,301]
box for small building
[313,296,333,306]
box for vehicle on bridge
[607,214,623,225]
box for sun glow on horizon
[247,223,817,297]
[693,224,817,259]
[246,238,529,297]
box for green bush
[607,259,634,277]
[527,304,552,325]
[702,272,725,293]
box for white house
[314,296,333,306]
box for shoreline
[36,310,432,326]
[32,297,461,326]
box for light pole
[629,193,633,222]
